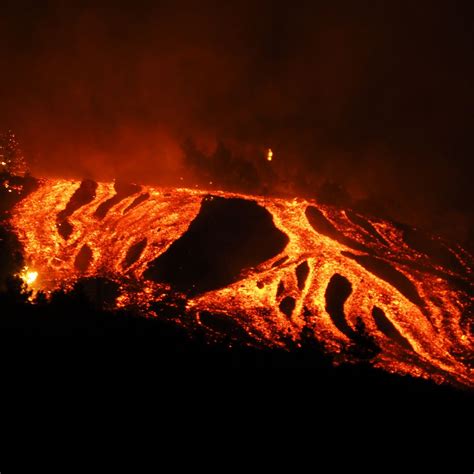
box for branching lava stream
[10,179,473,387]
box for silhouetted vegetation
[181,138,269,194]
[316,180,353,207]
[345,317,382,361]
[0,258,471,398]
[2,270,468,400]
[0,130,28,177]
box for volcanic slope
[10,179,474,387]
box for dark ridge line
[57,179,97,221]
[363,250,473,294]
[94,182,141,220]
[324,273,354,339]
[95,195,126,219]
[295,260,310,290]
[452,244,474,268]
[345,210,389,246]
[394,259,473,294]
[305,206,369,253]
[276,280,285,298]
[56,179,98,240]
[341,251,426,310]
[272,256,288,268]
[372,306,413,351]
[396,222,466,275]
[123,193,150,214]
[198,310,252,341]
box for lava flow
[10,178,474,387]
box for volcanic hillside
[10,179,474,387]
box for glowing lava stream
[10,179,473,387]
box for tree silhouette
[0,130,28,177]
[347,317,381,361]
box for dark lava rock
[295,260,310,290]
[279,296,296,317]
[123,193,149,214]
[397,223,466,275]
[122,238,147,269]
[144,196,289,295]
[57,179,98,240]
[94,181,141,219]
[341,251,425,309]
[58,179,98,222]
[324,273,354,338]
[372,306,412,350]
[345,210,389,246]
[276,280,286,298]
[57,219,74,240]
[306,206,369,253]
[74,244,93,273]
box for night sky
[1,1,473,245]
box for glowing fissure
[10,179,473,387]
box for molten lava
[20,267,38,286]
[10,179,473,387]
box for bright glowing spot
[1,161,6,166]
[267,148,273,162]
[21,268,38,285]
[25,271,38,285]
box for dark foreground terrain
[0,274,471,401]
